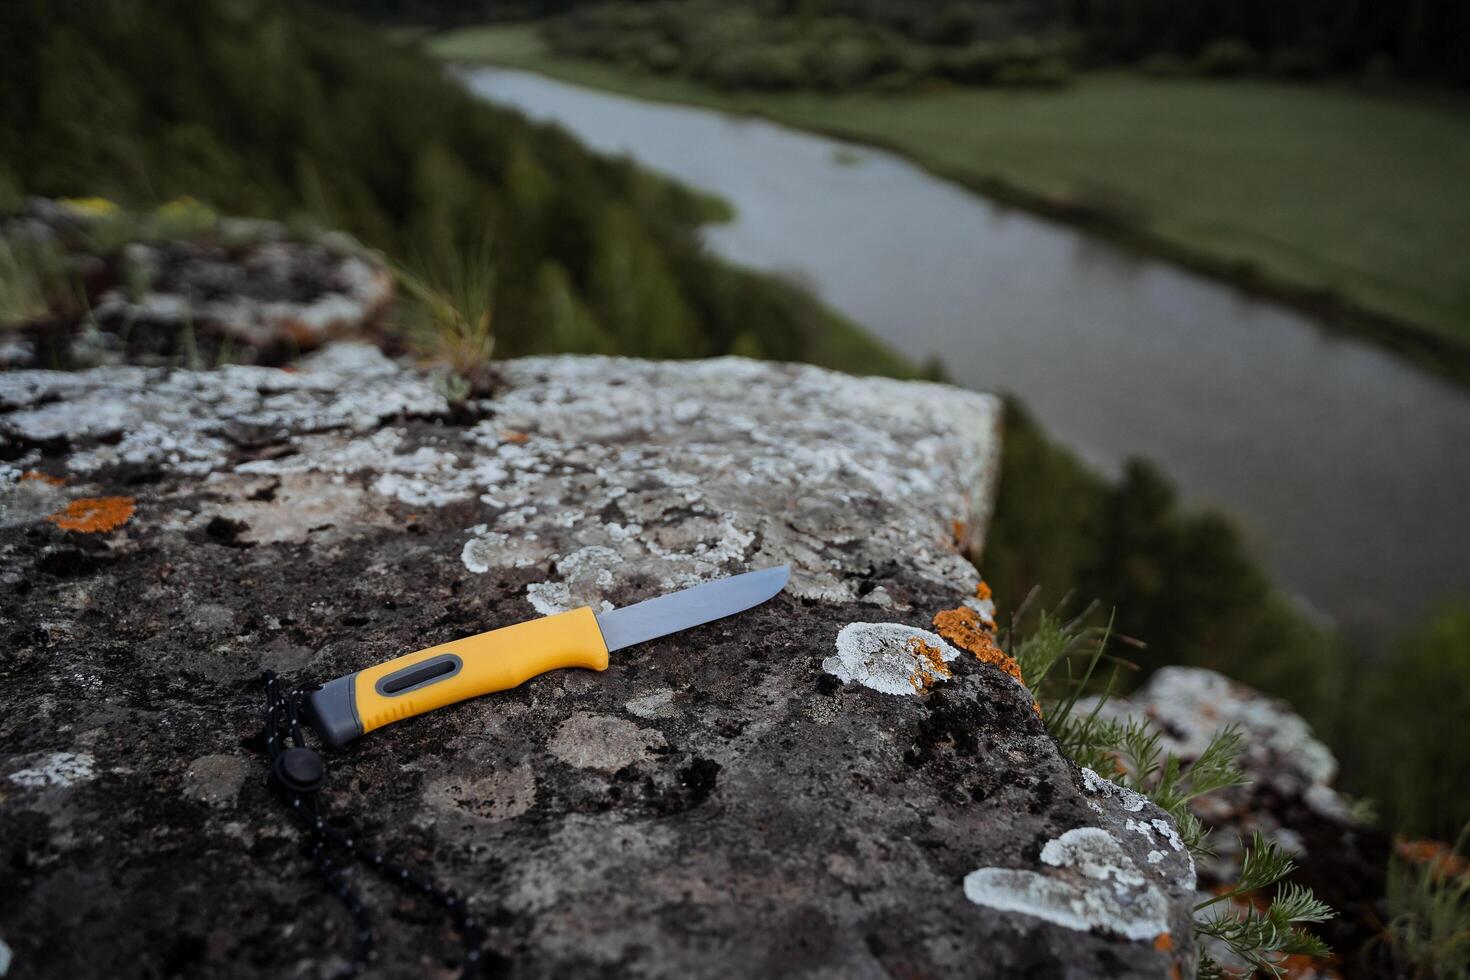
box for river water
[461,66,1470,641]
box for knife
[307,565,790,747]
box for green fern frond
[1270,882,1335,925]
[1235,832,1299,895]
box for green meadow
[431,24,1470,363]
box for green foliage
[1268,47,1328,80]
[1011,606,1098,694]
[981,400,1470,853]
[1383,826,1470,978]
[1195,834,1336,978]
[534,260,614,355]
[1342,603,1470,839]
[1196,38,1257,77]
[0,0,900,376]
[588,203,696,357]
[1002,600,1125,768]
[149,197,219,241]
[1007,605,1335,976]
[541,1,1075,93]
[983,400,1342,715]
[0,232,70,328]
[1139,52,1191,77]
[330,0,1470,83]
[1059,713,1246,858]
[395,234,497,380]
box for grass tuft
[1381,825,1470,978]
[395,234,497,384]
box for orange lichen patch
[500,430,530,444]
[1152,932,1172,952]
[975,581,992,602]
[906,636,953,692]
[47,496,136,533]
[21,471,67,487]
[932,606,1023,684]
[951,519,967,546]
[1396,837,1470,879]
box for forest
[315,0,1470,84]
[0,0,898,373]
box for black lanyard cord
[260,671,486,979]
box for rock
[1093,667,1393,976]
[90,239,393,358]
[182,754,251,808]
[4,199,392,369]
[0,346,1197,978]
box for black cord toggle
[273,745,326,793]
[259,671,486,979]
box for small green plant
[118,245,155,303]
[0,233,71,327]
[1382,826,1470,978]
[1004,599,1335,976]
[1195,833,1335,978]
[395,235,497,384]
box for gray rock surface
[3,199,392,370]
[0,347,1196,978]
[1093,667,1391,974]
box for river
[460,66,1470,642]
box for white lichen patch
[238,427,501,509]
[547,713,666,771]
[209,474,393,545]
[460,531,554,574]
[0,344,447,480]
[7,751,96,789]
[422,764,538,823]
[1080,767,1149,813]
[1081,768,1197,892]
[1152,818,1185,853]
[965,594,997,625]
[964,827,1169,941]
[451,356,1000,609]
[6,351,1005,636]
[625,688,678,720]
[823,623,959,696]
[1090,667,1338,792]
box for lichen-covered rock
[3,198,392,369]
[1094,667,1393,975]
[0,346,1196,978]
[1090,667,1358,870]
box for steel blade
[595,565,790,653]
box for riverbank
[427,24,1470,385]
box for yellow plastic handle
[308,607,609,745]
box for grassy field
[430,24,1470,369]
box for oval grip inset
[375,653,462,697]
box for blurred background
[2,0,1467,974]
